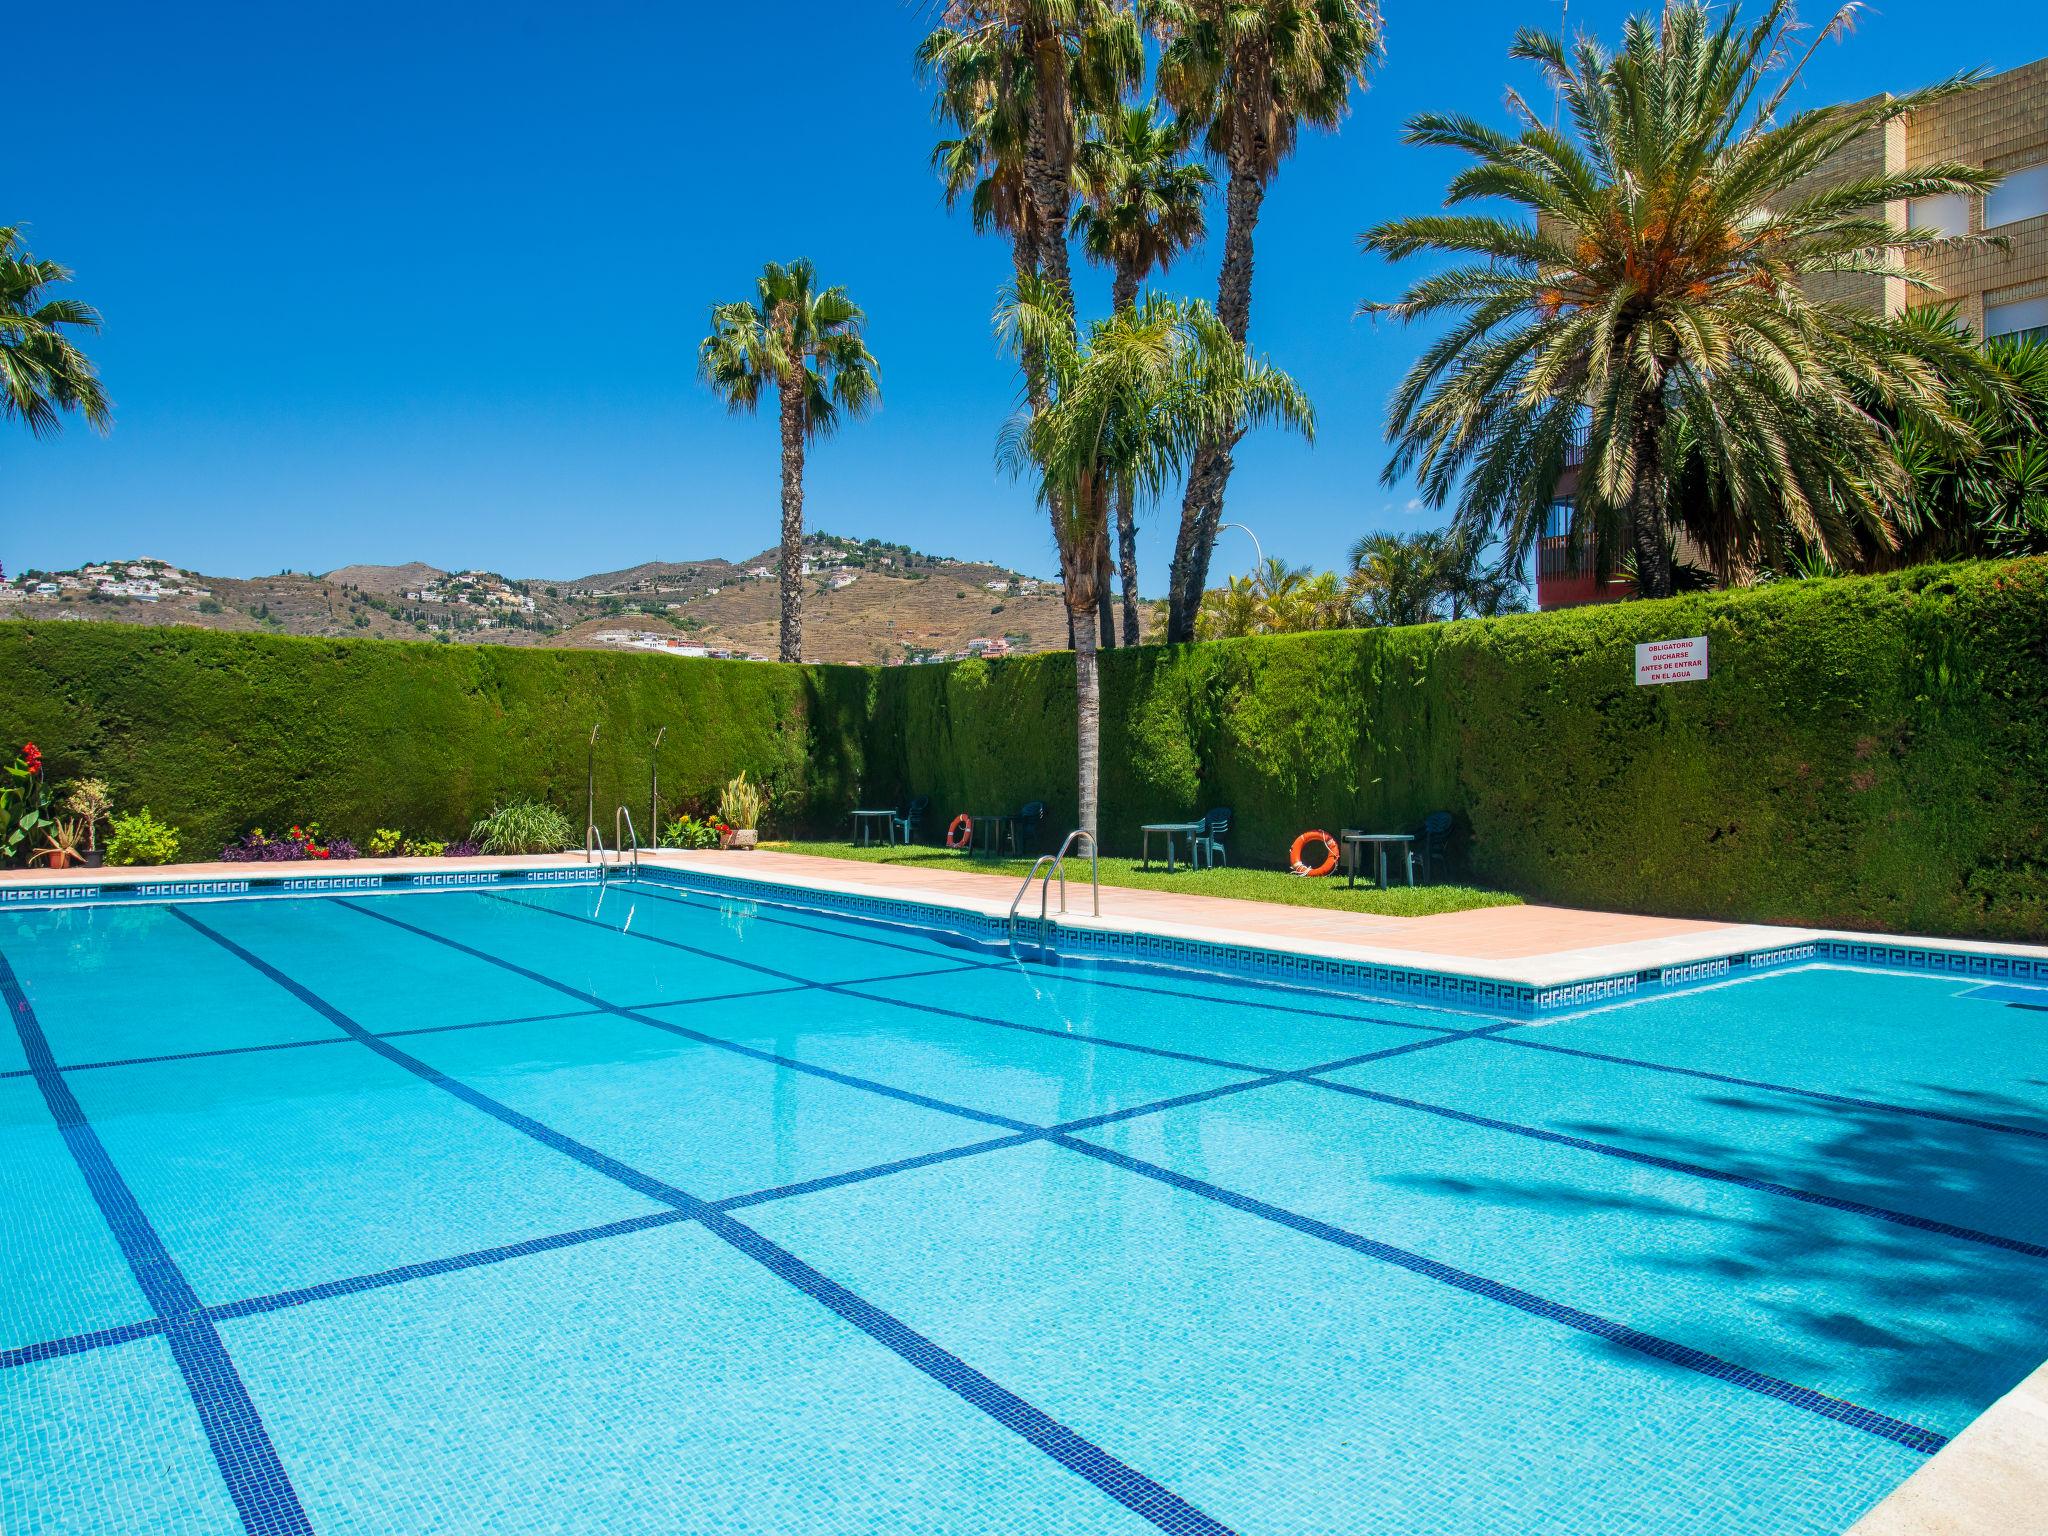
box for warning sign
[1635,635,1709,685]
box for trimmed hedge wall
[0,624,874,855]
[3,557,2043,938]
[857,559,2048,941]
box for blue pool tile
[745,1139,1928,1536]
[68,1045,661,1305]
[849,964,1460,1071]
[1344,1026,2048,1250]
[1083,1079,2048,1438]
[0,1081,153,1353]
[675,987,1258,1127]
[0,906,340,1066]
[2,1335,245,1535]
[1524,966,2048,1129]
[391,1010,1003,1203]
[220,1219,1171,1536]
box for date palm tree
[699,261,879,662]
[1,227,110,438]
[1363,0,1996,595]
[1074,102,1213,643]
[998,284,1312,841]
[1152,0,1384,640]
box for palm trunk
[777,378,806,662]
[1166,149,1270,644]
[1629,410,1673,599]
[1117,478,1141,645]
[1097,541,1116,649]
[1022,31,1077,326]
[1109,262,1142,646]
[1061,497,1106,847]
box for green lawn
[767,840,1521,917]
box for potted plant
[61,778,113,867]
[31,818,84,870]
[719,771,764,850]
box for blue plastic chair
[893,795,931,846]
[1010,800,1048,855]
[1191,807,1232,869]
[1411,810,1453,883]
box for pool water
[3,879,2044,1535]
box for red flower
[20,743,41,775]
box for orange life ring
[1290,829,1339,878]
[946,813,974,850]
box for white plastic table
[1342,831,1415,889]
[1141,821,1205,873]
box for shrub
[366,828,403,857]
[661,813,727,850]
[401,837,447,858]
[105,808,182,866]
[444,838,481,858]
[469,799,573,854]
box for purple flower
[325,838,359,861]
[444,839,481,858]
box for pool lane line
[167,907,1239,1536]
[613,875,1015,968]
[1472,1033,2048,1144]
[0,1316,166,1371]
[0,948,316,1536]
[301,902,1975,1445]
[1304,1079,2048,1260]
[0,968,1971,1468]
[1045,1133,1949,1456]
[2,963,979,1086]
[361,894,2048,1266]
[180,905,1960,1461]
[623,875,1491,1037]
[493,885,1493,1078]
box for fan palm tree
[1074,102,1214,644]
[699,261,879,662]
[1,227,110,438]
[1152,0,1383,640]
[998,285,1313,841]
[1363,0,1997,596]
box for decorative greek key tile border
[0,867,604,910]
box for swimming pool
[3,876,2044,1534]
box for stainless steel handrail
[1010,856,1057,925]
[1044,830,1099,919]
[615,805,641,877]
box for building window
[1543,498,1574,540]
[1985,163,2048,230]
[1907,191,1970,237]
[1986,296,2048,344]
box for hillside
[0,536,1076,664]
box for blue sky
[8,0,2041,585]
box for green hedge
[857,558,2048,941]
[4,557,2043,938]
[0,624,874,854]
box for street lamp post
[1217,521,1265,576]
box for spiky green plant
[700,261,879,661]
[1363,0,1999,596]
[1,226,110,438]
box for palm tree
[998,285,1313,841]
[1152,0,1383,641]
[1,227,110,438]
[699,261,879,662]
[1347,532,1451,626]
[922,5,1140,659]
[1363,0,1996,596]
[1074,102,1213,644]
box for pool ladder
[1008,830,1099,951]
[585,806,642,883]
